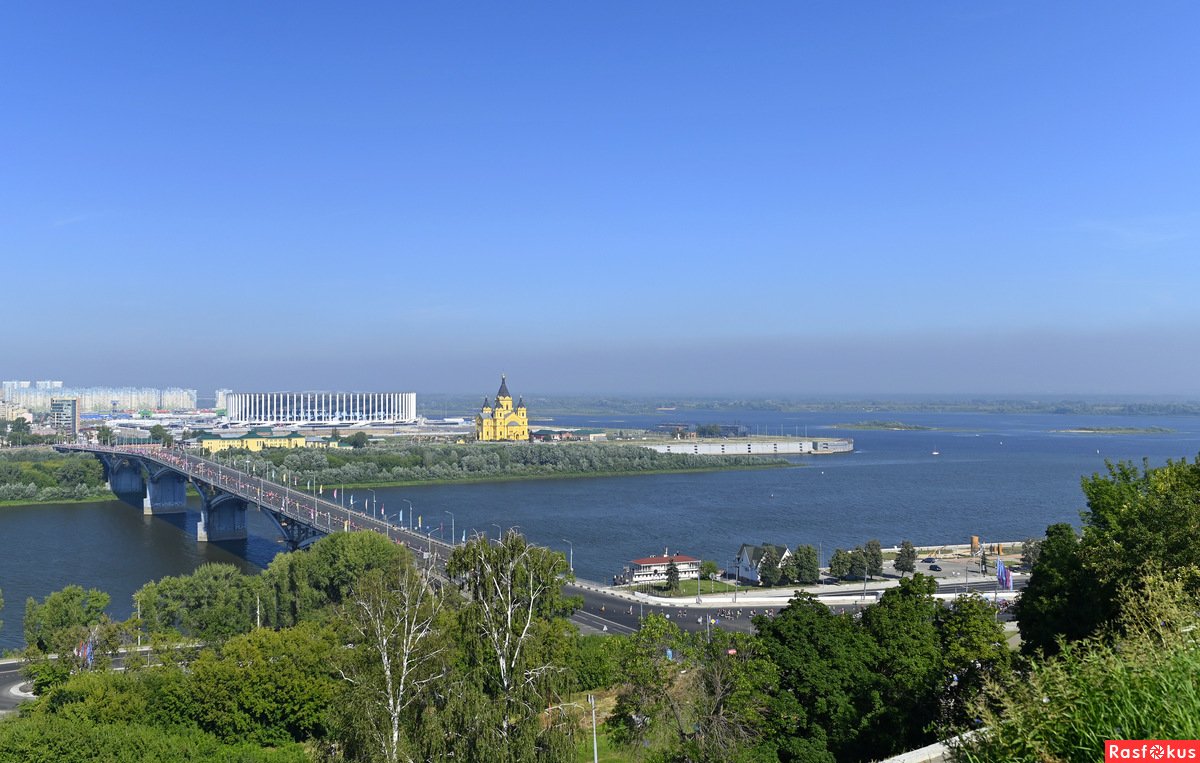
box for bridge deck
[57,444,455,561]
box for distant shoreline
[1052,426,1174,435]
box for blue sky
[2,3,1198,397]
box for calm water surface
[3,410,1199,651]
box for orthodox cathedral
[475,375,529,442]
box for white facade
[647,438,853,455]
[629,553,702,585]
[225,391,418,424]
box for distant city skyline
[3,3,1198,396]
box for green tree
[759,548,782,587]
[8,417,30,445]
[136,563,258,644]
[1013,523,1101,656]
[147,424,173,446]
[188,622,339,746]
[609,613,687,750]
[894,540,917,575]
[666,559,681,592]
[670,629,778,762]
[849,547,868,579]
[936,591,1010,729]
[336,560,446,763]
[94,424,114,445]
[790,544,820,585]
[756,595,882,761]
[700,559,720,581]
[859,575,942,755]
[865,539,884,579]
[342,431,370,448]
[829,548,851,579]
[959,577,1200,763]
[444,530,577,760]
[23,585,120,691]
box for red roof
[631,554,699,566]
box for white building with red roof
[629,549,701,585]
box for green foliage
[260,530,406,628]
[23,585,112,655]
[609,613,688,750]
[758,547,782,587]
[252,440,780,487]
[666,560,681,592]
[1018,457,1200,654]
[756,596,881,761]
[569,634,624,691]
[848,547,868,579]
[865,539,884,579]
[780,544,819,586]
[957,578,1200,763]
[828,548,851,578]
[0,449,111,502]
[0,714,310,763]
[1013,523,1101,656]
[699,559,720,580]
[148,424,173,446]
[895,540,918,575]
[136,563,258,644]
[443,530,578,760]
[187,622,339,746]
[858,576,943,752]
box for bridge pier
[144,470,188,515]
[196,491,248,542]
[104,460,146,495]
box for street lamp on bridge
[402,499,414,531]
[444,510,454,545]
[367,489,377,520]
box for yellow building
[476,376,529,442]
[197,427,339,454]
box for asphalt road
[0,659,33,713]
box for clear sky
[2,3,1198,397]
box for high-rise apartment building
[49,397,80,437]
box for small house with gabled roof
[735,543,791,585]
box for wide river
[3,409,1200,651]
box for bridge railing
[59,444,456,557]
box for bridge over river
[55,444,454,563]
[53,444,787,638]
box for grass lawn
[625,578,739,597]
[576,727,628,762]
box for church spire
[497,374,510,399]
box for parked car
[922,557,936,563]
[929,564,942,572]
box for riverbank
[0,492,116,508]
[302,459,790,491]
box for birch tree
[445,529,577,759]
[338,559,445,763]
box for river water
[3,409,1199,652]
